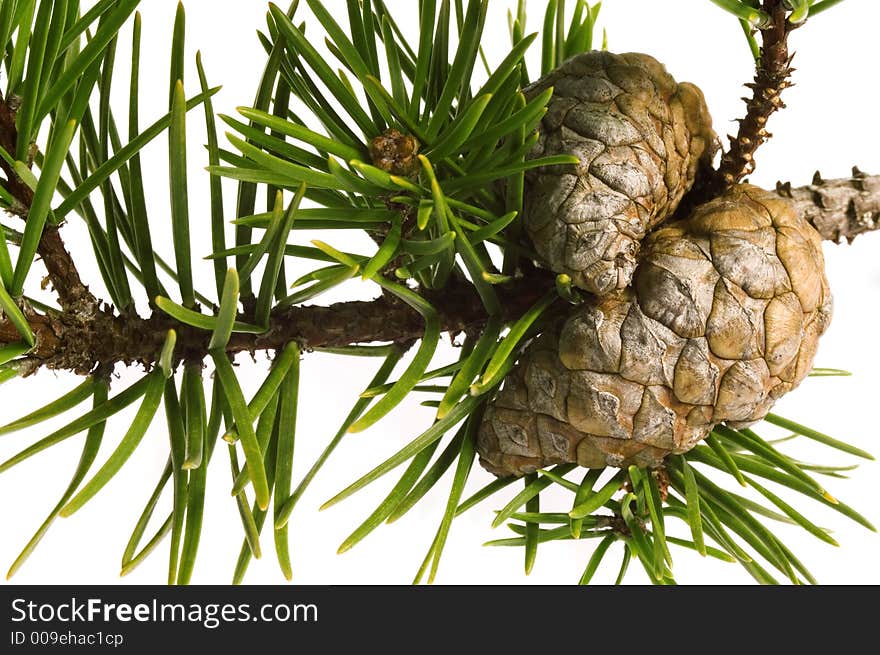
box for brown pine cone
[478,185,832,477]
[523,51,717,295]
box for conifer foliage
[0,0,876,584]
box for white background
[1,0,878,586]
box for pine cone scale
[524,51,717,295]
[479,185,832,477]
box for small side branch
[717,1,795,186]
[1,95,98,314]
[0,92,33,212]
[38,226,99,311]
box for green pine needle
[0,379,96,437]
[211,353,271,511]
[60,370,165,517]
[56,86,222,220]
[6,380,108,579]
[154,295,264,338]
[346,278,441,433]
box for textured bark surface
[0,92,33,214]
[523,51,717,295]
[0,272,554,375]
[717,1,794,186]
[783,171,880,243]
[478,185,832,477]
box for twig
[1,95,99,314]
[37,227,99,312]
[717,1,796,187]
[0,92,33,211]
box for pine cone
[478,185,832,477]
[523,51,717,295]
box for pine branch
[3,173,880,375]
[0,267,552,375]
[1,2,876,380]
[1,0,874,588]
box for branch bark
[1,91,99,314]
[1,271,553,375]
[0,92,33,213]
[780,170,880,243]
[716,0,795,187]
